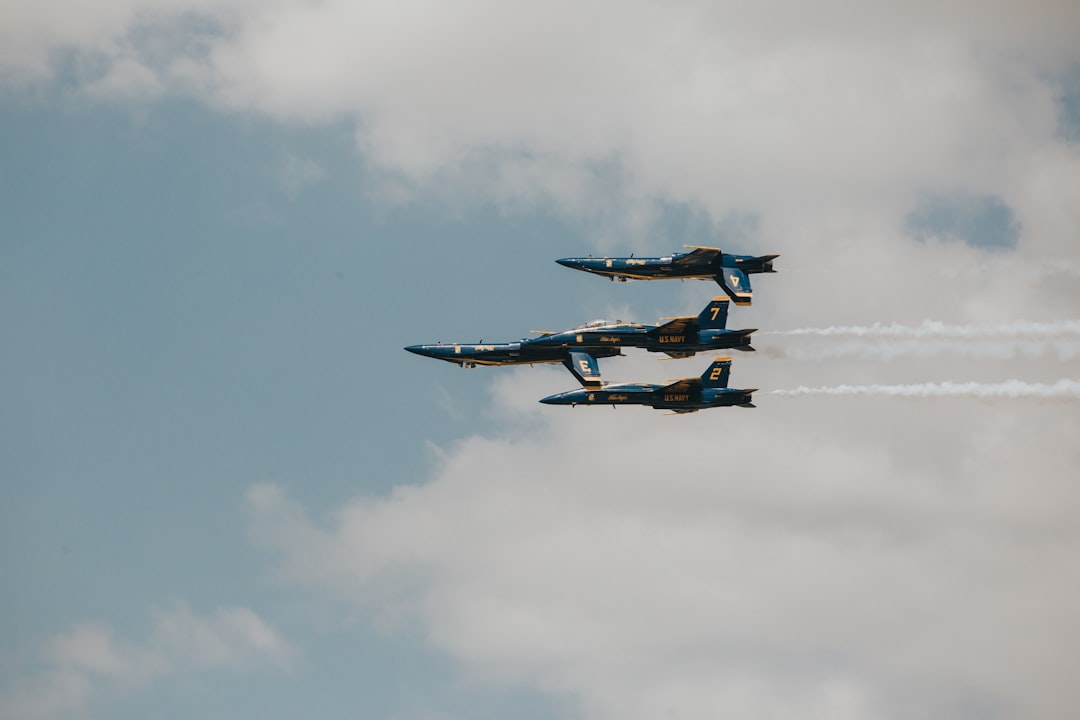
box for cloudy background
[3,1,1080,718]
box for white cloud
[6,2,1080,718]
[0,603,291,720]
[246,358,1080,719]
[3,1,1079,241]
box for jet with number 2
[556,245,778,305]
[540,357,756,413]
[404,297,755,387]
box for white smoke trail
[773,339,1080,361]
[771,379,1080,399]
[768,319,1080,338]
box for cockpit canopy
[568,319,646,331]
[575,319,621,330]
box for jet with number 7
[556,245,778,305]
[404,297,755,387]
[540,357,756,413]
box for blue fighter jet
[556,245,778,305]
[405,339,612,387]
[404,297,755,387]
[540,357,756,413]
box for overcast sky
[3,2,1080,719]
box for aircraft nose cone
[555,258,580,268]
[539,391,576,405]
[404,344,438,358]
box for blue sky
[3,3,1080,720]
[3,93,589,719]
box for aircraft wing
[651,316,695,335]
[657,377,699,395]
[674,246,723,266]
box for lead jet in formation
[556,245,778,305]
[404,297,755,386]
[540,357,756,413]
[404,339,611,387]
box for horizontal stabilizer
[741,254,779,273]
[735,328,757,351]
[738,388,758,408]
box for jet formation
[405,246,778,413]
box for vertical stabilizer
[701,357,733,389]
[715,268,752,305]
[697,297,730,330]
[563,351,603,387]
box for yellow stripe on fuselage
[593,270,716,280]
[461,357,565,366]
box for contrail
[771,379,1080,399]
[771,339,1080,361]
[767,320,1080,338]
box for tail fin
[715,269,752,305]
[701,357,732,389]
[563,351,603,388]
[697,297,730,330]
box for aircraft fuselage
[404,340,622,368]
[555,251,772,281]
[539,384,756,412]
[406,320,752,369]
